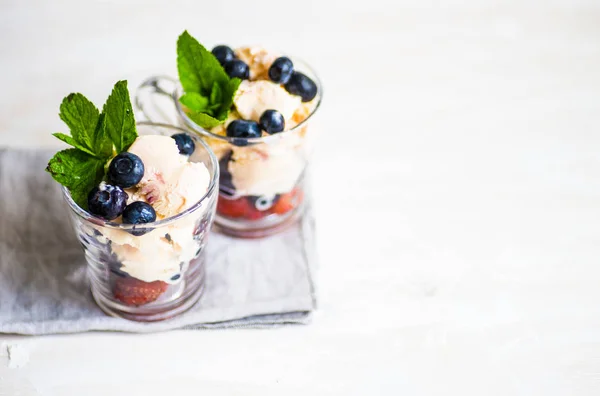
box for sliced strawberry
[217,196,252,218]
[245,204,267,220]
[271,188,304,215]
[113,278,169,306]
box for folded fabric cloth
[0,149,317,334]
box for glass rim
[174,56,323,144]
[62,121,219,230]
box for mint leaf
[180,92,210,113]
[52,133,96,156]
[59,93,100,154]
[217,78,241,119]
[187,112,223,129]
[103,80,137,153]
[177,31,229,96]
[46,149,105,209]
[49,81,139,210]
[93,113,113,158]
[176,31,240,128]
[210,82,223,106]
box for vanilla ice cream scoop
[234,80,301,122]
[234,46,279,80]
[96,134,211,284]
[128,135,210,218]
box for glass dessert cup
[63,122,218,322]
[136,59,322,238]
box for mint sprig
[46,80,138,209]
[177,31,241,129]
[103,81,137,153]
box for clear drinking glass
[136,59,322,238]
[63,122,218,322]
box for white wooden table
[1,1,600,394]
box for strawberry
[217,196,252,218]
[245,205,267,220]
[270,188,304,215]
[113,277,169,306]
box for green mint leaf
[180,92,210,113]
[177,31,229,96]
[217,78,241,120]
[207,102,221,112]
[52,133,96,156]
[46,149,106,209]
[59,93,100,154]
[210,82,223,106]
[48,81,139,210]
[187,112,223,129]
[176,31,242,128]
[103,80,137,153]
[93,113,113,158]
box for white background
[1,0,600,394]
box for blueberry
[226,120,262,141]
[224,60,250,80]
[88,184,128,220]
[284,71,318,102]
[107,152,145,188]
[122,201,157,236]
[171,133,195,155]
[249,195,279,211]
[268,57,294,84]
[259,110,285,134]
[212,45,235,65]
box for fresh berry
[87,184,128,220]
[244,205,266,220]
[113,277,168,306]
[107,152,145,188]
[171,133,195,155]
[217,195,269,220]
[217,196,252,218]
[226,120,262,140]
[259,110,285,134]
[212,45,235,65]
[284,72,318,102]
[270,188,304,215]
[268,57,294,84]
[224,59,250,80]
[249,194,279,211]
[122,201,156,236]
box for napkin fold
[0,149,317,334]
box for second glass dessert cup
[63,122,218,322]
[136,59,322,238]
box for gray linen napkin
[0,149,317,334]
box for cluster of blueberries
[87,133,196,234]
[211,45,318,142]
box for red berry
[113,278,168,306]
[271,188,303,215]
[217,196,252,218]
[244,204,267,220]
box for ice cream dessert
[98,135,210,287]
[174,32,320,235]
[47,81,216,312]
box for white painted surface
[1,0,600,394]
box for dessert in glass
[46,81,218,321]
[136,31,322,238]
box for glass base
[214,201,303,238]
[90,256,206,322]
